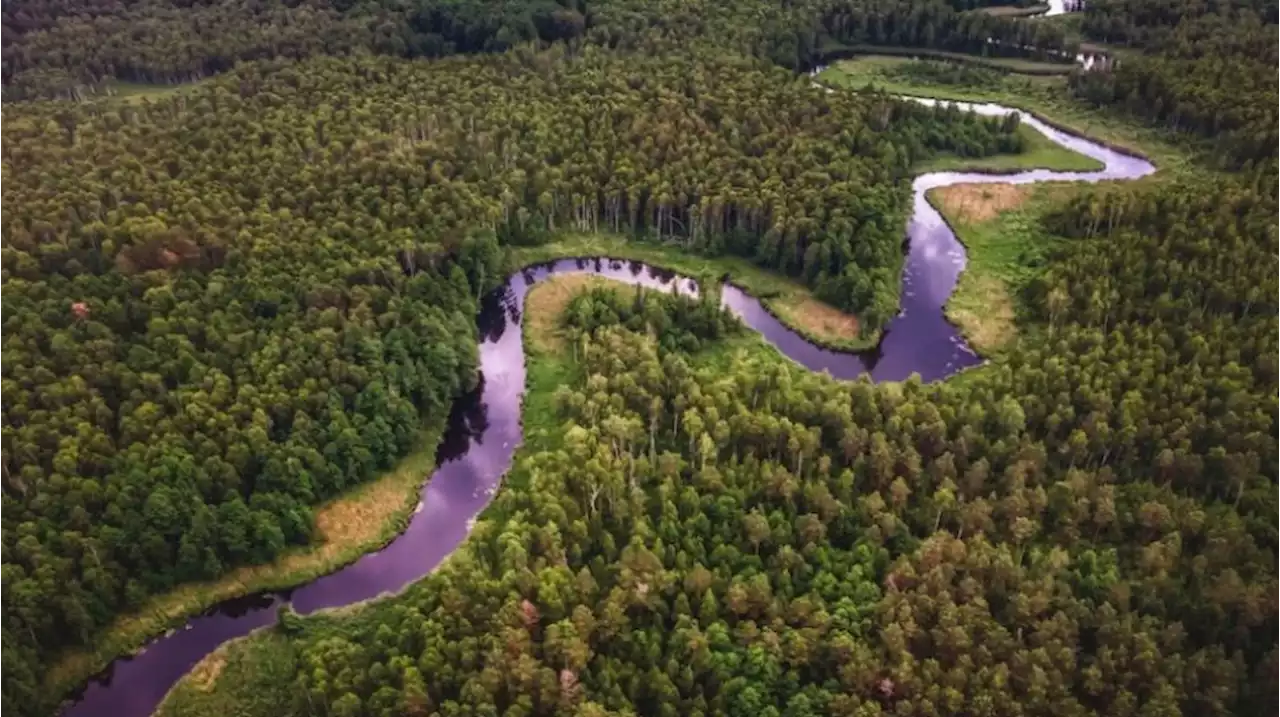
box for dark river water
[60,96,1154,717]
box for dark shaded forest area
[2,0,1073,99]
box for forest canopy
[2,46,1031,716]
[160,172,1278,716]
[2,0,1277,714]
[1069,0,1278,175]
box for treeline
[2,0,1074,99]
[947,0,1038,11]
[1,49,1026,715]
[583,0,1076,71]
[883,58,1007,88]
[1076,0,1278,48]
[406,0,588,55]
[165,175,1276,717]
[1070,0,1278,174]
[817,0,1075,62]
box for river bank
[43,419,448,712]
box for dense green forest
[1069,0,1278,174]
[160,172,1277,717]
[3,0,1277,713]
[2,45,1031,714]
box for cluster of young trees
[562,283,740,355]
[2,0,1072,99]
[2,46,1031,715]
[882,59,1006,89]
[1070,0,1278,174]
[184,170,1275,715]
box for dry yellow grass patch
[185,648,228,692]
[525,274,618,353]
[933,183,1034,224]
[310,473,418,555]
[948,274,1016,353]
[770,296,861,344]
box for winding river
[61,92,1153,717]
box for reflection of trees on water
[477,281,516,344]
[646,264,677,284]
[506,294,522,332]
[215,592,283,619]
[434,374,491,463]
